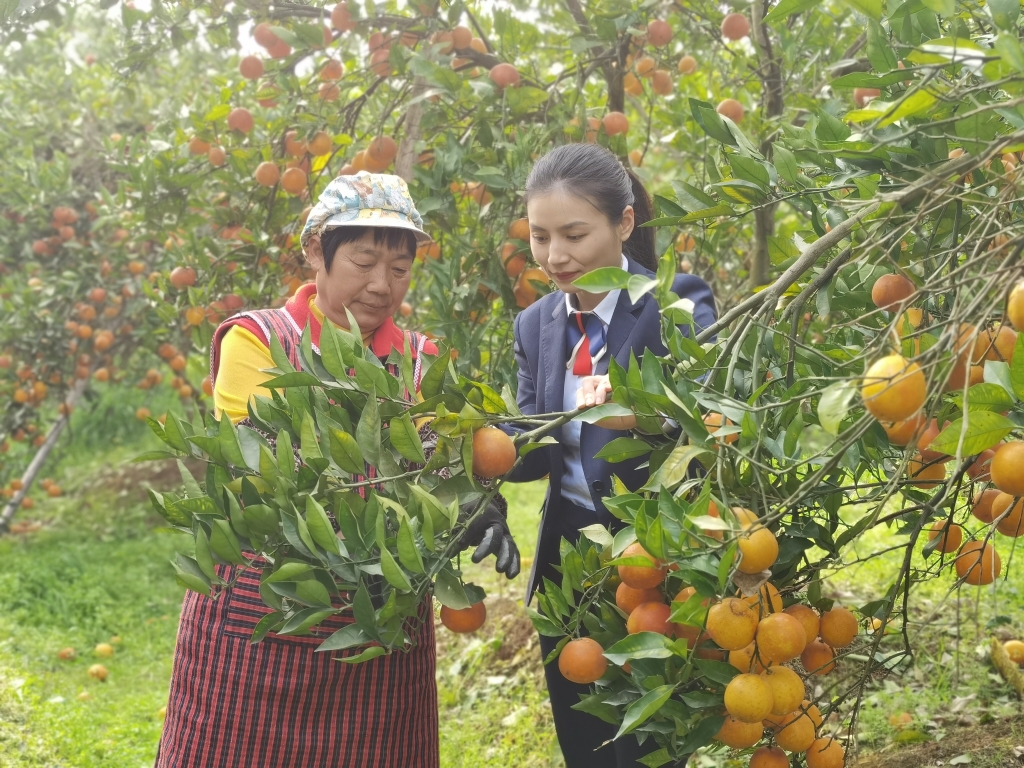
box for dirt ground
[855,716,1024,768]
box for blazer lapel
[540,299,568,417]
[598,258,652,374]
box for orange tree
[4,0,1024,762]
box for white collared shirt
[560,254,628,510]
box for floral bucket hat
[300,171,432,252]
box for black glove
[458,499,520,580]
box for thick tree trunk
[0,378,87,533]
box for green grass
[2,436,1023,768]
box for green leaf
[866,20,898,72]
[329,428,365,474]
[397,518,426,573]
[335,646,388,664]
[172,554,211,596]
[818,380,856,435]
[217,414,247,466]
[594,437,653,462]
[695,659,740,686]
[838,0,881,19]
[603,632,675,665]
[1010,333,1024,399]
[576,403,634,424]
[209,519,246,565]
[277,608,338,636]
[262,371,323,389]
[389,413,426,463]
[419,351,451,399]
[764,0,822,24]
[193,527,218,581]
[305,497,342,554]
[313,623,370,653]
[409,485,451,532]
[355,387,381,467]
[990,0,1020,29]
[434,565,472,608]
[525,606,563,636]
[956,382,1015,412]
[615,684,675,738]
[645,445,712,491]
[380,547,413,591]
[927,412,1015,456]
[299,410,323,463]
[571,266,631,293]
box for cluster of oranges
[554,506,854,766]
[30,205,82,258]
[860,278,1024,587]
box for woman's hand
[575,375,637,431]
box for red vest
[210,282,437,385]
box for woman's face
[526,190,634,296]
[305,230,413,337]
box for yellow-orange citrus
[783,604,820,645]
[955,540,1001,585]
[617,542,667,589]
[761,665,805,715]
[774,710,816,752]
[972,488,1000,523]
[471,427,517,478]
[756,612,806,663]
[1008,281,1024,331]
[990,441,1024,495]
[819,607,858,648]
[558,637,608,684]
[615,582,664,615]
[800,640,836,675]
[715,714,764,748]
[805,737,845,768]
[992,493,1024,537]
[440,602,486,633]
[706,598,759,650]
[750,746,789,768]
[626,601,672,635]
[928,520,964,552]
[737,527,779,574]
[729,641,765,673]
[871,273,915,311]
[861,355,926,422]
[724,673,774,723]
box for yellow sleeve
[213,326,276,424]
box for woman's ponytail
[525,143,660,273]
[622,167,656,271]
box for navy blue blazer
[506,257,717,603]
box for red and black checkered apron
[156,301,439,768]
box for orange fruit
[928,520,964,552]
[729,641,765,673]
[854,87,881,108]
[819,607,858,648]
[471,427,516,478]
[704,412,738,445]
[955,540,1001,585]
[715,714,764,748]
[993,493,1024,537]
[774,710,816,752]
[972,488,1001,523]
[750,746,789,768]
[737,527,779,574]
[617,542,667,589]
[1008,281,1024,331]
[208,146,227,167]
[761,665,804,715]
[254,161,280,187]
[227,107,254,134]
[871,273,915,311]
[489,63,520,89]
[990,441,1024,495]
[602,111,629,136]
[367,136,399,166]
[558,637,608,684]
[239,55,264,79]
[58,647,76,661]
[94,642,115,658]
[635,55,655,77]
[170,266,197,289]
[309,131,333,157]
[721,12,750,40]
[724,673,774,723]
[87,664,108,682]
[623,72,642,95]
[646,19,673,46]
[678,55,697,74]
[651,70,673,95]
[320,59,344,81]
[907,454,946,488]
[136,407,151,421]
[756,612,806,663]
[508,218,530,241]
[800,640,836,675]
[626,601,672,635]
[742,583,784,620]
[706,598,759,650]
[861,355,926,422]
[716,98,744,123]
[615,583,663,615]
[280,167,307,194]
[915,418,949,463]
[169,355,187,373]
[805,737,845,768]
[440,601,486,633]
[188,136,210,155]
[972,324,1017,364]
[1003,639,1024,665]
[966,448,996,481]
[783,604,820,645]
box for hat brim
[320,215,433,246]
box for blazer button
[592,481,605,494]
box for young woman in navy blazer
[506,143,717,768]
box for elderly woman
[156,173,517,768]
